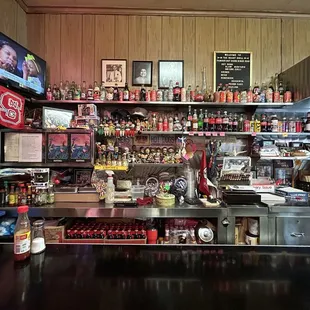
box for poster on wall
[214,51,252,91]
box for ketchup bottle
[14,206,31,261]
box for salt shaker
[31,220,46,254]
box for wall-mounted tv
[0,32,46,97]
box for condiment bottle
[31,220,46,255]
[14,205,31,261]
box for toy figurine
[93,81,100,100]
[115,122,121,137]
[125,123,130,137]
[108,120,115,136]
[104,123,109,136]
[46,84,53,101]
[106,87,114,101]
[122,153,128,167]
[130,123,136,137]
[174,149,182,163]
[136,119,141,132]
[168,147,175,163]
[120,120,126,137]
[155,151,161,163]
[106,152,112,166]
[87,84,94,100]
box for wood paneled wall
[27,14,310,88]
[0,0,27,46]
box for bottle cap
[17,205,29,213]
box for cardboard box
[44,220,65,243]
[78,104,97,117]
[275,187,308,204]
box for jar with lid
[31,220,46,254]
[47,184,55,204]
[14,205,31,261]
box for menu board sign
[214,51,252,91]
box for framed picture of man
[132,61,153,86]
[158,60,184,88]
[101,59,127,87]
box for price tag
[198,132,204,136]
[282,133,288,137]
[212,132,218,137]
[205,132,211,136]
[189,132,194,136]
[251,132,257,136]
[219,132,225,137]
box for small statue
[115,122,121,137]
[104,123,109,136]
[108,120,115,136]
[120,120,126,137]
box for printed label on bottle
[123,90,129,100]
[14,231,30,254]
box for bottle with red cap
[14,205,31,261]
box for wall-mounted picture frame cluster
[101,59,184,89]
[47,132,92,163]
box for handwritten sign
[214,51,252,91]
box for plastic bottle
[14,205,31,261]
[105,171,115,204]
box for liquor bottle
[203,109,209,131]
[87,83,93,100]
[173,82,181,101]
[232,114,238,132]
[100,81,106,101]
[81,81,87,100]
[238,114,244,132]
[64,80,70,100]
[186,85,191,102]
[113,84,119,101]
[140,85,146,101]
[9,185,15,206]
[208,86,214,102]
[67,81,75,100]
[195,86,204,102]
[296,117,302,133]
[186,105,192,132]
[250,115,255,132]
[74,84,81,100]
[279,80,284,103]
[271,115,279,132]
[222,111,229,131]
[201,67,207,94]
[192,109,198,131]
[209,112,216,132]
[59,81,65,100]
[215,111,223,131]
[282,116,288,133]
[289,117,296,132]
[168,80,173,102]
[261,114,268,132]
[305,113,310,132]
[198,109,204,131]
[152,113,157,131]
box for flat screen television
[0,32,46,97]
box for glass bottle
[113,83,119,101]
[81,81,87,100]
[209,112,216,132]
[14,205,31,261]
[203,109,209,131]
[186,85,191,102]
[59,81,65,100]
[222,111,229,132]
[305,113,310,132]
[74,84,81,100]
[232,114,238,132]
[238,114,244,132]
[64,80,70,100]
[215,110,223,131]
[198,109,204,131]
[261,114,268,132]
[123,82,129,101]
[173,82,181,102]
[186,106,192,131]
[31,220,46,254]
[140,85,146,101]
[192,109,198,131]
[47,184,55,204]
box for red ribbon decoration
[0,86,25,129]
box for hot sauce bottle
[14,205,31,261]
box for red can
[226,90,233,103]
[118,91,123,101]
[150,89,156,101]
[247,90,253,103]
[134,89,140,101]
[219,91,226,103]
[296,119,302,132]
[129,91,135,101]
[213,91,220,103]
[145,91,150,102]
[274,91,280,103]
[284,91,292,103]
[244,119,250,132]
[233,91,240,103]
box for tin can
[118,91,123,101]
[284,91,292,103]
[129,91,135,101]
[156,89,163,101]
[273,91,280,103]
[247,90,253,103]
[181,88,186,102]
[150,89,156,101]
[213,91,220,102]
[219,91,226,103]
[134,89,140,101]
[226,90,233,103]
[233,91,240,103]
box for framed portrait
[132,61,153,86]
[47,133,69,162]
[74,169,92,186]
[158,60,184,88]
[70,133,92,162]
[42,107,74,129]
[101,59,127,87]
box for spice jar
[31,220,46,254]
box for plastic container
[131,185,145,201]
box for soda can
[284,91,292,103]
[119,91,123,101]
[240,91,247,103]
[135,89,140,101]
[181,88,186,102]
[219,91,226,103]
[226,91,233,103]
[129,91,135,101]
[233,91,240,103]
[145,91,150,102]
[150,89,156,101]
[247,90,253,103]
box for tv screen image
[0,32,46,96]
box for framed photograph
[74,169,92,186]
[132,61,153,86]
[101,59,127,87]
[42,107,74,129]
[158,60,184,88]
[70,133,91,162]
[47,133,69,162]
